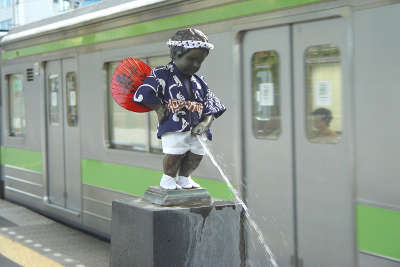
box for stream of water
[197,136,279,267]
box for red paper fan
[111,57,152,112]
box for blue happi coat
[133,61,226,140]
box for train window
[66,72,78,127]
[8,74,26,136]
[108,62,148,151]
[305,45,342,144]
[107,55,169,153]
[48,74,60,125]
[251,51,281,139]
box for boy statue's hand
[191,115,214,135]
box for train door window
[251,51,281,139]
[147,55,170,152]
[66,72,78,127]
[305,45,342,144]
[48,74,61,125]
[108,61,148,151]
[8,74,26,136]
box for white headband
[166,39,214,50]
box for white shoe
[188,177,201,188]
[176,176,193,189]
[177,176,201,189]
[160,174,182,190]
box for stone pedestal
[144,186,211,206]
[111,197,245,267]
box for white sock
[188,176,200,188]
[176,176,193,189]
[177,176,200,188]
[160,174,182,190]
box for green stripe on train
[357,205,400,260]
[2,0,322,60]
[0,146,42,173]
[81,158,235,200]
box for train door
[243,18,356,267]
[243,25,294,267]
[45,59,81,214]
[293,19,356,267]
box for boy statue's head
[167,28,214,77]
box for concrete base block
[111,198,244,267]
[144,186,211,206]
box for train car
[1,0,399,266]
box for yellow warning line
[0,233,62,267]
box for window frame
[250,50,282,140]
[48,73,61,126]
[304,44,342,145]
[7,73,26,138]
[65,71,78,127]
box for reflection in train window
[305,45,342,144]
[66,72,78,127]
[251,51,281,139]
[48,74,60,125]
[8,74,26,136]
[107,55,169,152]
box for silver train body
[1,0,399,266]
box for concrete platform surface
[0,199,109,267]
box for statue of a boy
[133,28,226,190]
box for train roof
[2,0,391,61]
[1,0,186,44]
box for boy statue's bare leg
[178,152,203,177]
[176,152,203,188]
[163,154,185,177]
[160,154,185,190]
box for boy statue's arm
[143,103,169,123]
[191,115,214,135]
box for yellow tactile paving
[0,233,63,267]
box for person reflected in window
[311,108,338,143]
[262,108,280,138]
